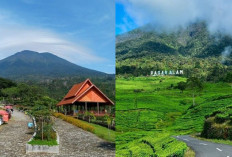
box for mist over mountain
[116,21,232,80]
[0,50,108,81]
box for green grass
[193,135,232,146]
[116,76,232,156]
[28,139,58,146]
[80,120,116,143]
[184,147,195,157]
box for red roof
[57,79,114,106]
[64,81,85,99]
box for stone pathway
[53,118,115,157]
[0,110,32,157]
[0,110,115,157]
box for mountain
[116,22,232,80]
[0,50,108,80]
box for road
[175,135,232,157]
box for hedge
[53,113,95,133]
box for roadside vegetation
[184,148,195,157]
[193,136,232,146]
[53,113,115,142]
[201,105,232,140]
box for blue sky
[116,0,232,36]
[0,0,115,74]
[116,1,138,35]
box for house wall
[78,88,108,103]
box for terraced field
[116,76,232,156]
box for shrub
[201,113,232,140]
[201,117,213,138]
[215,113,229,123]
[35,128,56,141]
[179,100,187,106]
[53,112,95,133]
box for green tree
[30,96,56,141]
[225,72,232,89]
[1,87,19,104]
[104,115,113,138]
[176,81,187,93]
[187,77,204,106]
[84,111,96,123]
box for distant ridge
[0,50,108,80]
[116,21,232,77]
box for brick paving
[0,110,115,157]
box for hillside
[0,50,107,81]
[116,21,232,156]
[116,76,232,156]
[116,22,232,79]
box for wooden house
[57,79,114,116]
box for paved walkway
[54,118,115,157]
[0,110,115,157]
[0,110,32,157]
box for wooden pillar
[73,104,75,115]
[64,106,66,114]
[85,102,87,112]
[97,102,99,115]
[109,105,111,113]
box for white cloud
[121,0,232,34]
[0,25,105,65]
[116,17,137,34]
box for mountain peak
[16,50,40,55]
[0,50,105,80]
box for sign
[150,70,184,76]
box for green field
[116,76,232,156]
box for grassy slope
[116,76,232,156]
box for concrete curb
[26,117,59,154]
[26,129,59,154]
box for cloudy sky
[116,0,232,35]
[0,0,115,74]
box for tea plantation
[116,76,232,156]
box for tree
[0,77,16,90]
[225,72,232,89]
[29,96,57,141]
[84,111,96,123]
[104,115,113,138]
[1,87,19,104]
[30,104,51,141]
[187,77,203,106]
[176,81,187,93]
